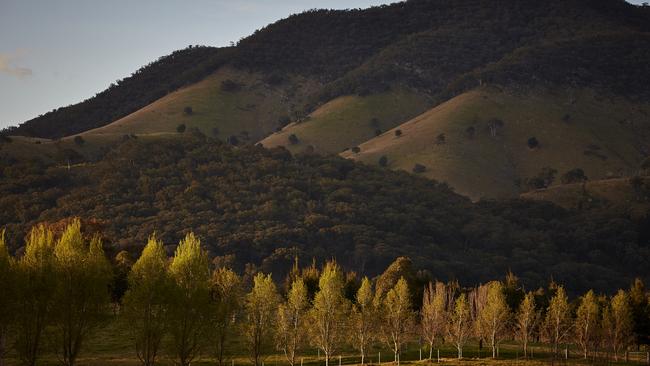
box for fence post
[301,358,303,366]
[646,351,649,365]
[339,355,341,366]
[565,345,568,360]
[419,348,422,361]
[437,349,440,363]
[379,352,381,365]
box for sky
[0,0,647,130]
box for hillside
[342,86,650,200]
[1,136,649,292]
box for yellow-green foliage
[260,90,431,154]
[244,273,280,366]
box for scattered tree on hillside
[351,146,361,154]
[177,124,186,133]
[487,119,504,137]
[412,164,426,174]
[515,292,540,358]
[525,167,557,190]
[288,134,299,145]
[436,133,446,144]
[350,277,375,365]
[395,129,403,137]
[308,262,348,366]
[465,126,476,139]
[122,235,171,366]
[183,107,193,115]
[210,268,243,366]
[167,233,212,366]
[73,136,85,146]
[378,155,388,167]
[277,277,309,366]
[561,168,588,184]
[421,282,448,360]
[527,137,539,149]
[52,220,112,366]
[244,273,280,366]
[374,129,382,136]
[476,281,510,358]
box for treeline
[1,138,648,292]
[2,222,650,366]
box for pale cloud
[0,52,33,79]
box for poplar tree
[544,286,571,356]
[53,220,112,366]
[476,281,510,358]
[14,225,57,366]
[167,232,212,366]
[122,235,171,366]
[277,277,309,366]
[381,277,414,364]
[0,230,15,366]
[350,277,375,365]
[515,292,539,358]
[244,273,280,366]
[210,267,242,366]
[602,290,633,361]
[448,293,471,359]
[575,290,599,359]
[308,261,348,366]
[421,281,447,360]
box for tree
[73,135,85,146]
[544,286,571,356]
[448,293,472,359]
[628,278,650,345]
[412,164,426,174]
[561,168,588,184]
[210,268,243,366]
[575,290,599,359]
[183,106,193,115]
[350,277,375,365]
[421,282,448,360]
[378,155,388,167]
[177,124,186,133]
[53,220,112,366]
[602,290,633,360]
[277,277,309,366]
[288,134,299,145]
[14,225,57,366]
[244,273,280,366]
[476,281,510,358]
[395,129,402,137]
[527,137,539,149]
[122,235,171,366]
[515,292,540,358]
[381,277,414,364]
[308,261,348,366]
[0,230,15,366]
[167,232,212,366]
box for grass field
[3,316,648,366]
[259,90,431,155]
[342,86,650,200]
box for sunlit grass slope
[259,90,431,155]
[342,86,650,200]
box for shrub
[183,106,193,115]
[176,124,186,133]
[412,164,426,173]
[525,167,557,190]
[351,146,361,154]
[73,136,85,146]
[288,134,299,145]
[221,79,241,92]
[561,168,588,184]
[436,133,446,144]
[395,130,402,137]
[378,155,388,167]
[527,137,539,149]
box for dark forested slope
[0,137,648,293]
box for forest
[1,137,649,293]
[1,221,650,366]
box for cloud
[0,53,33,79]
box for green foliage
[350,277,375,364]
[380,277,415,362]
[167,232,212,366]
[244,273,280,366]
[276,277,309,366]
[122,235,171,366]
[476,281,510,358]
[210,267,243,366]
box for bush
[527,137,539,149]
[183,106,193,115]
[351,146,361,153]
[394,129,402,137]
[288,134,299,145]
[412,164,426,173]
[561,168,588,184]
[221,79,241,92]
[73,136,85,146]
[436,133,446,144]
[176,124,186,133]
[525,167,557,190]
[378,155,388,167]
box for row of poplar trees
[0,221,643,366]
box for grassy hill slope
[342,87,650,200]
[258,89,431,154]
